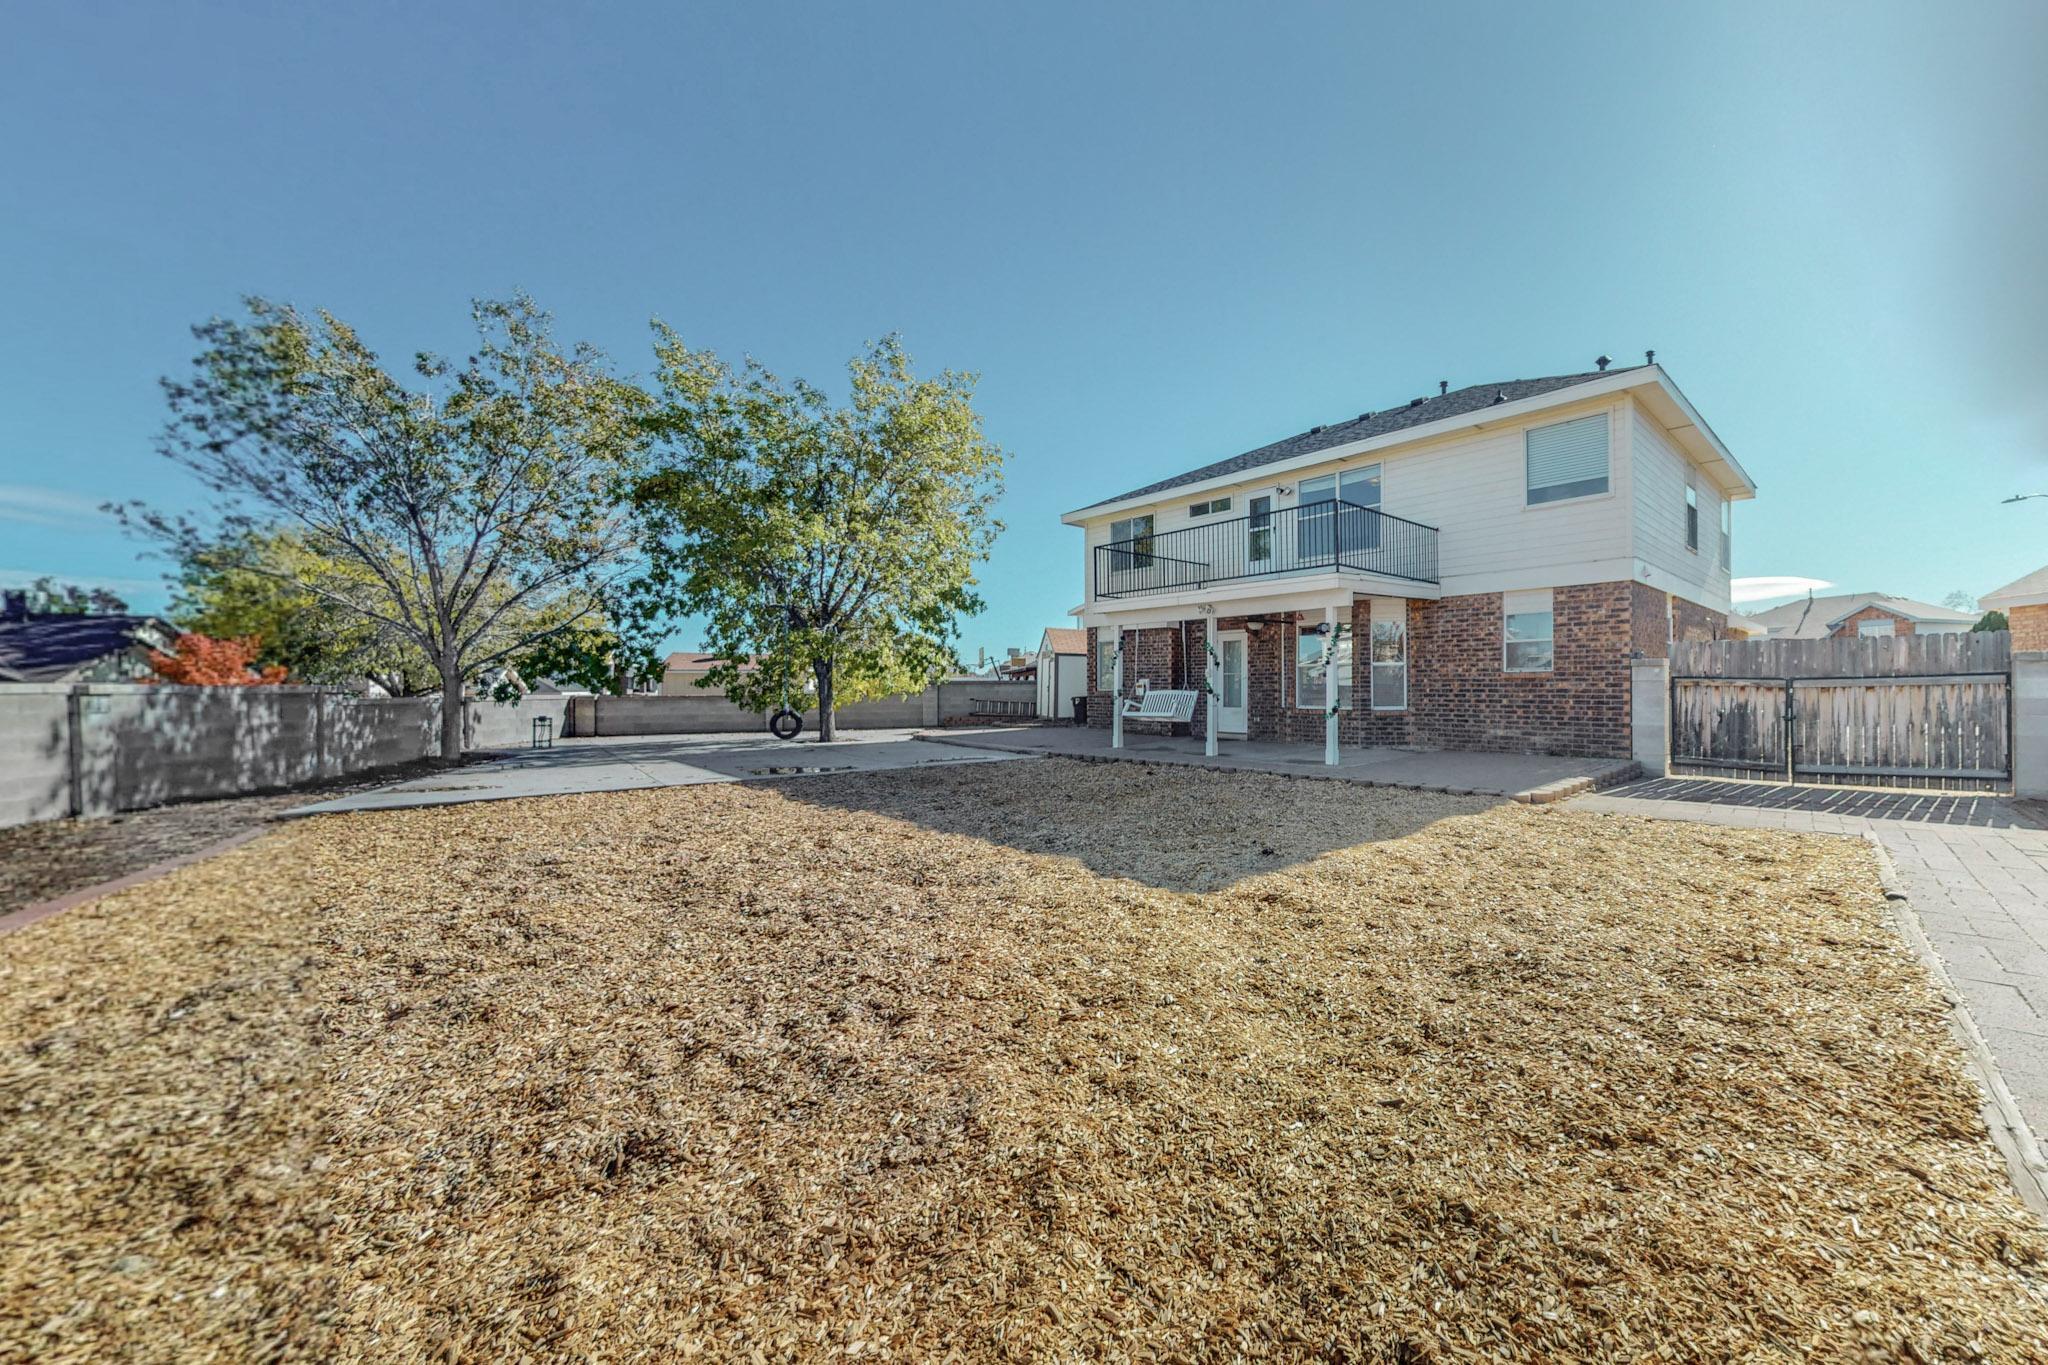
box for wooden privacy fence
[1670,632,2011,791]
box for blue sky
[3,1,2045,661]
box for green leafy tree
[120,294,650,759]
[628,331,1003,740]
[168,528,437,692]
[1974,609,2009,632]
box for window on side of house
[1095,634,1117,689]
[1294,624,1353,711]
[1369,597,1407,711]
[1525,414,1609,504]
[1108,514,1154,569]
[1857,617,1896,637]
[1685,482,1699,552]
[1503,588,1555,672]
[1188,496,1232,517]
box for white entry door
[1216,630,1248,734]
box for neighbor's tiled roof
[1041,627,1087,655]
[0,613,171,682]
[1078,368,1639,510]
[1739,594,1975,639]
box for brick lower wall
[1085,623,1203,734]
[1831,605,1915,638]
[1408,582,1634,758]
[2012,604,2048,651]
[1087,578,1674,759]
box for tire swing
[764,595,804,740]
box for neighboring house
[1062,361,1755,758]
[1982,566,2048,650]
[660,651,759,696]
[993,648,1035,682]
[0,591,175,683]
[1739,593,1978,640]
[1033,626,1088,721]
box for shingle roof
[0,614,170,682]
[1982,565,2048,609]
[1079,367,1640,511]
[1738,594,1976,640]
[1040,627,1087,656]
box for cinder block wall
[0,686,568,830]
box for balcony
[1092,500,1439,600]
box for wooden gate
[1670,632,2011,791]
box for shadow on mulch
[0,752,511,914]
[777,756,1499,893]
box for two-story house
[1061,361,1756,759]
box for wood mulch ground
[2,759,2044,1362]
[0,753,508,916]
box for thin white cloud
[1730,576,1834,605]
[0,484,112,530]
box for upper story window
[1685,483,1699,552]
[1298,466,1381,508]
[1188,496,1232,517]
[1526,414,1609,504]
[1108,514,1154,568]
[1297,466,1382,558]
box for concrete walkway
[1573,777,2048,1167]
[286,729,1026,816]
[930,725,1636,802]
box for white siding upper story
[1067,368,1751,619]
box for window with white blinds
[1525,414,1609,504]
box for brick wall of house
[1407,582,1634,757]
[1254,599,1420,747]
[1629,583,1671,657]
[1831,605,1915,638]
[1088,580,1649,757]
[1625,585,1726,658]
[1671,596,1726,645]
[2011,603,2048,651]
[1084,623,1201,733]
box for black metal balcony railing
[1093,500,1439,600]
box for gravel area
[2,759,2044,1361]
[0,753,510,915]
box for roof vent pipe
[1595,355,1611,372]
[1438,380,1447,396]
[1645,349,1656,365]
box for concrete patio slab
[924,725,1636,802]
[284,729,1028,816]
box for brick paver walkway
[1574,778,2048,1141]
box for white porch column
[1110,631,1125,750]
[1324,604,1340,766]
[1204,627,1219,757]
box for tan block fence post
[2015,651,2048,799]
[1630,654,1669,780]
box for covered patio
[928,724,1637,803]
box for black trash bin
[1071,695,1088,726]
